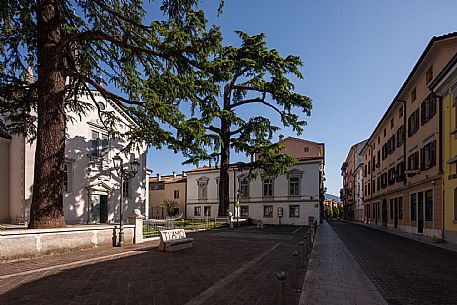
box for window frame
[289,205,300,218]
[194,206,202,217]
[264,205,273,218]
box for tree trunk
[29,0,66,228]
[218,85,232,216]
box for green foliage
[0,0,222,150]
[180,31,312,176]
[160,199,179,216]
[332,206,340,218]
[327,208,333,219]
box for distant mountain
[325,193,341,202]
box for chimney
[157,173,161,181]
[279,134,284,141]
[173,171,176,178]
[182,171,187,177]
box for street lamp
[113,153,140,246]
[236,188,241,227]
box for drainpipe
[432,92,444,240]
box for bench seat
[159,229,194,252]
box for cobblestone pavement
[329,220,457,305]
[0,225,308,305]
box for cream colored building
[148,172,187,218]
[185,136,325,225]
[0,91,149,225]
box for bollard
[292,250,300,292]
[299,241,305,270]
[112,226,118,247]
[276,271,287,305]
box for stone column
[128,209,145,244]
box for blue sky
[147,0,457,196]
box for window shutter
[420,148,425,170]
[431,140,436,166]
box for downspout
[433,92,444,240]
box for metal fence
[143,217,229,239]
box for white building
[0,91,149,225]
[185,137,325,225]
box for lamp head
[113,153,122,170]
[130,159,140,175]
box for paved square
[0,225,309,305]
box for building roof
[361,32,457,154]
[149,175,187,184]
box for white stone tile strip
[0,250,148,280]
[185,243,280,305]
[299,221,388,305]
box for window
[381,172,388,189]
[97,101,106,111]
[123,180,130,198]
[396,125,405,147]
[384,128,386,137]
[364,165,367,177]
[411,87,416,102]
[388,167,396,185]
[368,161,371,174]
[264,205,273,217]
[63,162,72,192]
[91,131,109,157]
[194,206,201,216]
[372,179,375,194]
[421,140,436,171]
[378,136,380,144]
[289,205,300,218]
[239,177,250,198]
[174,190,180,199]
[197,178,208,200]
[377,150,380,167]
[411,193,417,221]
[263,177,274,197]
[408,151,419,171]
[377,176,381,191]
[372,156,375,171]
[399,106,403,118]
[391,118,394,129]
[396,161,404,182]
[304,147,309,152]
[421,94,436,125]
[204,206,211,217]
[426,65,433,84]
[408,108,420,137]
[425,190,433,221]
[289,176,300,196]
[241,206,249,217]
[368,182,371,195]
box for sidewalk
[351,221,457,254]
[299,221,387,305]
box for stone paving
[329,220,457,305]
[0,225,308,305]
[298,221,387,305]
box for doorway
[417,191,424,234]
[91,194,109,223]
[382,199,388,226]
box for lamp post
[236,188,241,227]
[112,153,140,246]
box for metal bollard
[292,250,299,292]
[112,226,118,247]
[299,241,305,270]
[276,271,287,305]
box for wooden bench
[159,229,194,252]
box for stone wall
[0,225,136,260]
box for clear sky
[147,0,457,196]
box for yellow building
[149,172,187,218]
[430,53,457,244]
